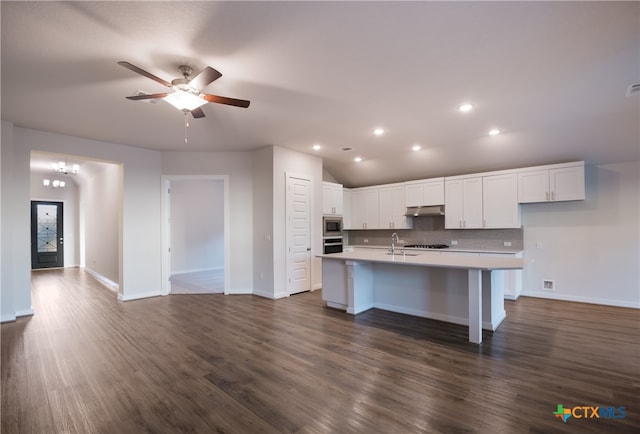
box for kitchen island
[321,248,525,343]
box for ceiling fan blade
[202,93,251,108]
[118,61,172,87]
[190,107,206,118]
[188,66,222,90]
[125,93,169,101]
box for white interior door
[286,175,311,295]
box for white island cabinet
[321,249,525,344]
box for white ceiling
[2,1,639,187]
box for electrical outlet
[543,280,555,291]
[364,239,368,243]
[503,241,512,247]
[451,240,458,245]
[536,242,543,249]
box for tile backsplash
[345,215,523,252]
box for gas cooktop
[404,244,450,249]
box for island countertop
[321,248,525,271]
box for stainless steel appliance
[323,216,343,237]
[323,237,343,254]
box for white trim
[84,267,119,291]
[161,175,230,297]
[117,290,161,302]
[1,314,16,323]
[15,308,34,318]
[521,291,640,309]
[222,288,253,295]
[254,289,290,299]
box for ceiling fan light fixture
[163,90,207,111]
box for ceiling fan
[118,61,250,118]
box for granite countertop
[322,247,525,270]
[346,244,523,255]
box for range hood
[404,205,445,217]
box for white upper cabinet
[322,182,343,215]
[483,173,520,228]
[405,178,445,207]
[445,177,483,229]
[446,173,520,229]
[349,187,379,229]
[379,184,413,230]
[342,189,352,229]
[518,162,585,203]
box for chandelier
[43,161,80,188]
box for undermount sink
[385,252,420,256]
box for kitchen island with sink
[321,248,525,343]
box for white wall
[161,151,254,294]
[1,121,15,322]
[30,173,80,267]
[521,161,640,308]
[0,124,162,319]
[252,147,275,298]
[81,163,122,285]
[170,180,224,274]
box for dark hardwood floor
[2,268,639,433]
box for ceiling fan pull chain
[184,111,189,144]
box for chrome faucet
[391,232,400,254]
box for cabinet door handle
[551,191,555,201]
[546,191,549,201]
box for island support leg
[468,269,482,344]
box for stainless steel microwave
[323,216,343,237]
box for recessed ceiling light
[412,144,422,151]
[312,144,321,151]
[373,128,385,136]
[488,129,501,136]
[458,103,473,112]
[354,156,363,162]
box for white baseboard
[253,289,290,299]
[1,314,16,323]
[117,290,162,302]
[84,268,119,291]
[171,266,223,276]
[252,289,274,299]
[522,291,640,309]
[15,308,34,318]
[225,288,253,295]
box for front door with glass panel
[31,201,64,269]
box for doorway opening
[31,201,64,269]
[161,176,229,295]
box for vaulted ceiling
[2,1,638,187]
